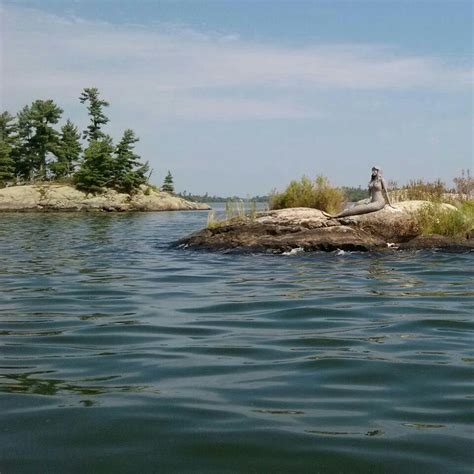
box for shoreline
[0,184,211,213]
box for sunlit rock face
[0,184,210,212]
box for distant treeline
[341,186,368,202]
[177,192,269,203]
[0,88,150,193]
[178,187,367,204]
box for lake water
[0,208,473,473]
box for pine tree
[111,129,149,193]
[15,100,63,180]
[0,112,17,141]
[14,105,35,181]
[0,112,17,187]
[79,88,109,142]
[162,171,174,193]
[0,141,14,187]
[50,120,82,180]
[74,136,115,193]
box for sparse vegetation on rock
[413,201,474,238]
[176,201,473,253]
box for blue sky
[1,0,472,194]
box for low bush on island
[269,175,345,213]
[414,200,474,237]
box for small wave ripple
[0,211,473,473]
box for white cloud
[1,4,471,121]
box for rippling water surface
[0,209,473,473]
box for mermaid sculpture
[324,166,395,218]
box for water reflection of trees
[0,371,152,398]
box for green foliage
[0,111,16,141]
[79,87,110,142]
[50,120,82,179]
[110,129,149,194]
[341,186,368,203]
[162,171,174,193]
[75,92,149,194]
[1,88,151,194]
[177,192,268,203]
[74,136,115,193]
[15,100,63,180]
[0,112,17,187]
[0,140,15,187]
[414,201,474,237]
[270,175,344,213]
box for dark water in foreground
[0,209,473,473]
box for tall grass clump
[393,171,473,204]
[226,199,259,219]
[270,175,344,213]
[453,169,474,199]
[414,201,474,237]
[206,200,258,228]
[207,210,218,229]
[397,179,446,202]
[225,200,245,220]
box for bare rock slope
[0,184,210,212]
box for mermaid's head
[371,166,381,178]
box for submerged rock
[0,184,210,212]
[175,203,473,253]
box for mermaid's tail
[333,201,385,218]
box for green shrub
[414,201,474,237]
[269,175,344,213]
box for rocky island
[175,201,473,253]
[0,89,208,213]
[0,184,210,212]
